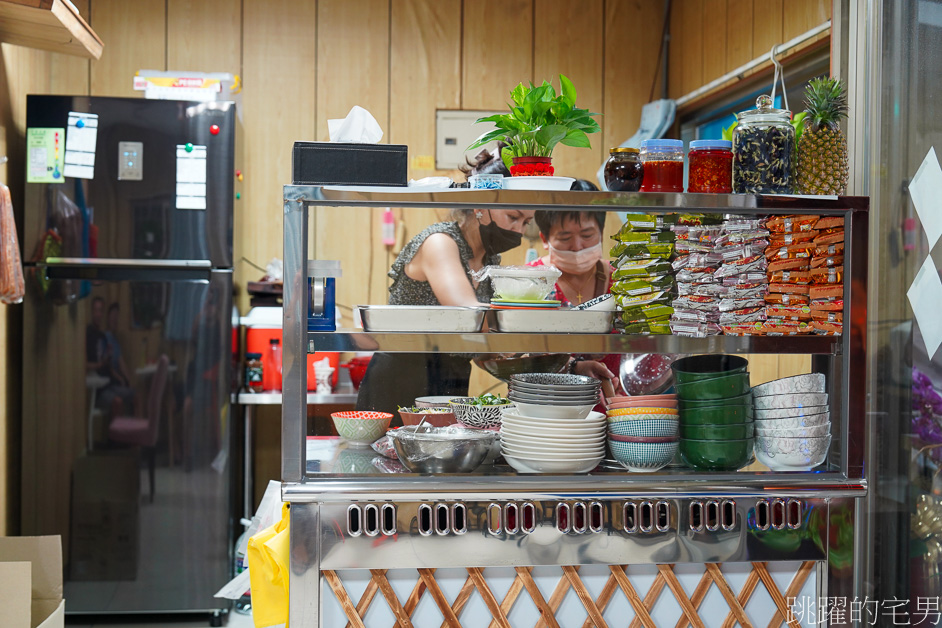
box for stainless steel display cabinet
[281,187,868,627]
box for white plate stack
[499,408,606,474]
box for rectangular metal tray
[491,309,614,333]
[358,305,488,332]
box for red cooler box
[241,307,338,390]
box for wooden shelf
[0,0,103,59]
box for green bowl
[671,355,749,383]
[674,372,751,401]
[680,438,754,471]
[678,402,752,425]
[679,391,752,409]
[680,422,754,440]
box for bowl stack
[752,374,831,471]
[672,355,755,471]
[606,394,679,472]
[500,407,606,474]
[507,373,601,420]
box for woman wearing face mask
[356,202,536,413]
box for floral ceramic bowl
[753,392,828,411]
[607,417,679,438]
[752,373,826,398]
[754,423,831,438]
[449,397,514,429]
[331,411,394,448]
[609,440,678,472]
[755,435,831,471]
[754,405,828,420]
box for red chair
[108,354,169,502]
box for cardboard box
[0,535,65,628]
[292,141,408,186]
[69,452,140,581]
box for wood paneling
[725,0,753,69]
[89,0,165,96]
[783,0,830,42]
[167,0,241,74]
[534,0,603,182]
[701,0,727,83]
[461,0,533,110]
[677,0,704,97]
[239,0,316,311]
[751,0,783,62]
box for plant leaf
[535,124,567,152]
[559,74,577,107]
[510,83,528,106]
[501,145,514,171]
[560,129,591,148]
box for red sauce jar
[688,140,733,193]
[640,139,684,193]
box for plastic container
[242,306,340,389]
[687,140,733,193]
[245,353,263,393]
[604,147,644,191]
[469,174,503,189]
[732,95,796,194]
[263,338,282,392]
[640,139,684,193]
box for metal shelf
[308,329,839,354]
[285,185,869,214]
[234,391,357,405]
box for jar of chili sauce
[640,139,684,193]
[688,139,733,193]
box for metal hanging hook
[769,44,789,113]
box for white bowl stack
[507,373,601,420]
[752,374,831,471]
[499,408,606,473]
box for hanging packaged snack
[0,184,25,305]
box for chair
[108,355,169,502]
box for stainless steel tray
[491,309,614,333]
[358,305,488,332]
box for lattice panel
[323,561,817,627]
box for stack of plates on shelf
[490,298,561,310]
[499,407,606,474]
[752,373,830,471]
[507,373,601,419]
[606,394,679,472]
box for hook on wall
[769,44,790,113]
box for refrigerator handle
[42,262,214,282]
[43,257,213,269]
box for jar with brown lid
[604,147,644,192]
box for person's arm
[409,233,485,306]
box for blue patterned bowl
[609,440,678,472]
[607,418,679,438]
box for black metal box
[292,142,408,186]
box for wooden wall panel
[783,0,830,42]
[751,0,783,61]
[677,0,704,96]
[701,0,727,84]
[239,0,317,312]
[533,0,604,182]
[461,0,533,110]
[89,0,166,97]
[167,0,241,74]
[725,0,753,69]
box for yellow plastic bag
[248,502,290,627]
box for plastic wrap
[611,259,673,279]
[0,184,25,304]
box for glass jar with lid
[604,147,644,191]
[639,139,684,193]
[732,95,796,194]
[688,139,733,193]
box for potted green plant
[468,74,600,177]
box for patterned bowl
[755,435,831,471]
[607,399,678,410]
[607,433,678,444]
[331,411,394,448]
[448,398,513,429]
[609,440,678,472]
[754,411,829,429]
[754,423,831,438]
[607,418,679,438]
[607,407,679,418]
[510,373,602,390]
[753,392,828,411]
[751,373,826,398]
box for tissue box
[0,536,65,628]
[292,142,408,186]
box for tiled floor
[66,610,254,628]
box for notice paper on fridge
[26,128,65,183]
[908,255,942,359]
[175,145,207,210]
[910,147,942,249]
[64,112,98,179]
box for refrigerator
[20,95,238,617]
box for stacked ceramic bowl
[500,408,606,473]
[507,373,601,420]
[672,355,755,471]
[752,374,830,471]
[606,394,679,472]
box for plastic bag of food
[720,243,768,262]
[671,308,720,323]
[765,244,814,261]
[714,255,768,277]
[672,295,718,312]
[676,270,717,284]
[809,266,843,285]
[762,320,813,335]
[472,265,561,301]
[814,216,844,230]
[814,241,844,257]
[612,242,674,262]
[813,230,844,246]
[768,270,811,285]
[0,184,25,304]
[677,282,728,297]
[672,253,723,271]
[724,285,768,300]
[612,258,673,278]
[617,319,672,335]
[371,434,399,459]
[765,292,810,306]
[770,231,819,247]
[610,275,675,296]
[811,310,843,323]
[719,307,766,324]
[724,218,767,232]
[721,273,768,286]
[810,255,843,268]
[718,298,765,312]
[720,321,766,336]
[616,214,679,234]
[765,304,813,321]
[765,215,821,234]
[670,320,721,337]
[618,303,674,323]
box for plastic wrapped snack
[715,230,771,246]
[616,213,680,234]
[769,270,812,285]
[618,303,674,323]
[814,241,844,257]
[611,275,676,296]
[810,297,844,312]
[612,242,675,262]
[765,292,810,306]
[809,266,843,285]
[720,321,766,336]
[811,320,843,335]
[672,253,723,271]
[765,244,814,260]
[670,320,722,337]
[813,230,844,246]
[714,255,767,277]
[765,215,821,234]
[612,259,673,278]
[0,184,25,304]
[618,319,672,335]
[678,282,728,297]
[765,304,813,321]
[810,255,844,268]
[770,231,819,247]
[718,298,765,312]
[676,270,718,284]
[671,308,720,323]
[809,284,843,300]
[811,310,843,323]
[719,307,767,324]
[762,320,813,335]
[768,258,811,273]
[814,216,844,230]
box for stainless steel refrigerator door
[24,95,234,267]
[21,265,234,614]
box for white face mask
[548,241,602,274]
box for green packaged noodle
[612,242,675,263]
[610,275,676,296]
[618,304,674,323]
[611,231,676,247]
[676,213,725,226]
[618,320,672,335]
[616,213,679,234]
[615,290,672,313]
[611,258,673,278]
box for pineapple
[796,77,850,195]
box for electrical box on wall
[435,110,504,171]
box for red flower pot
[511,156,554,176]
